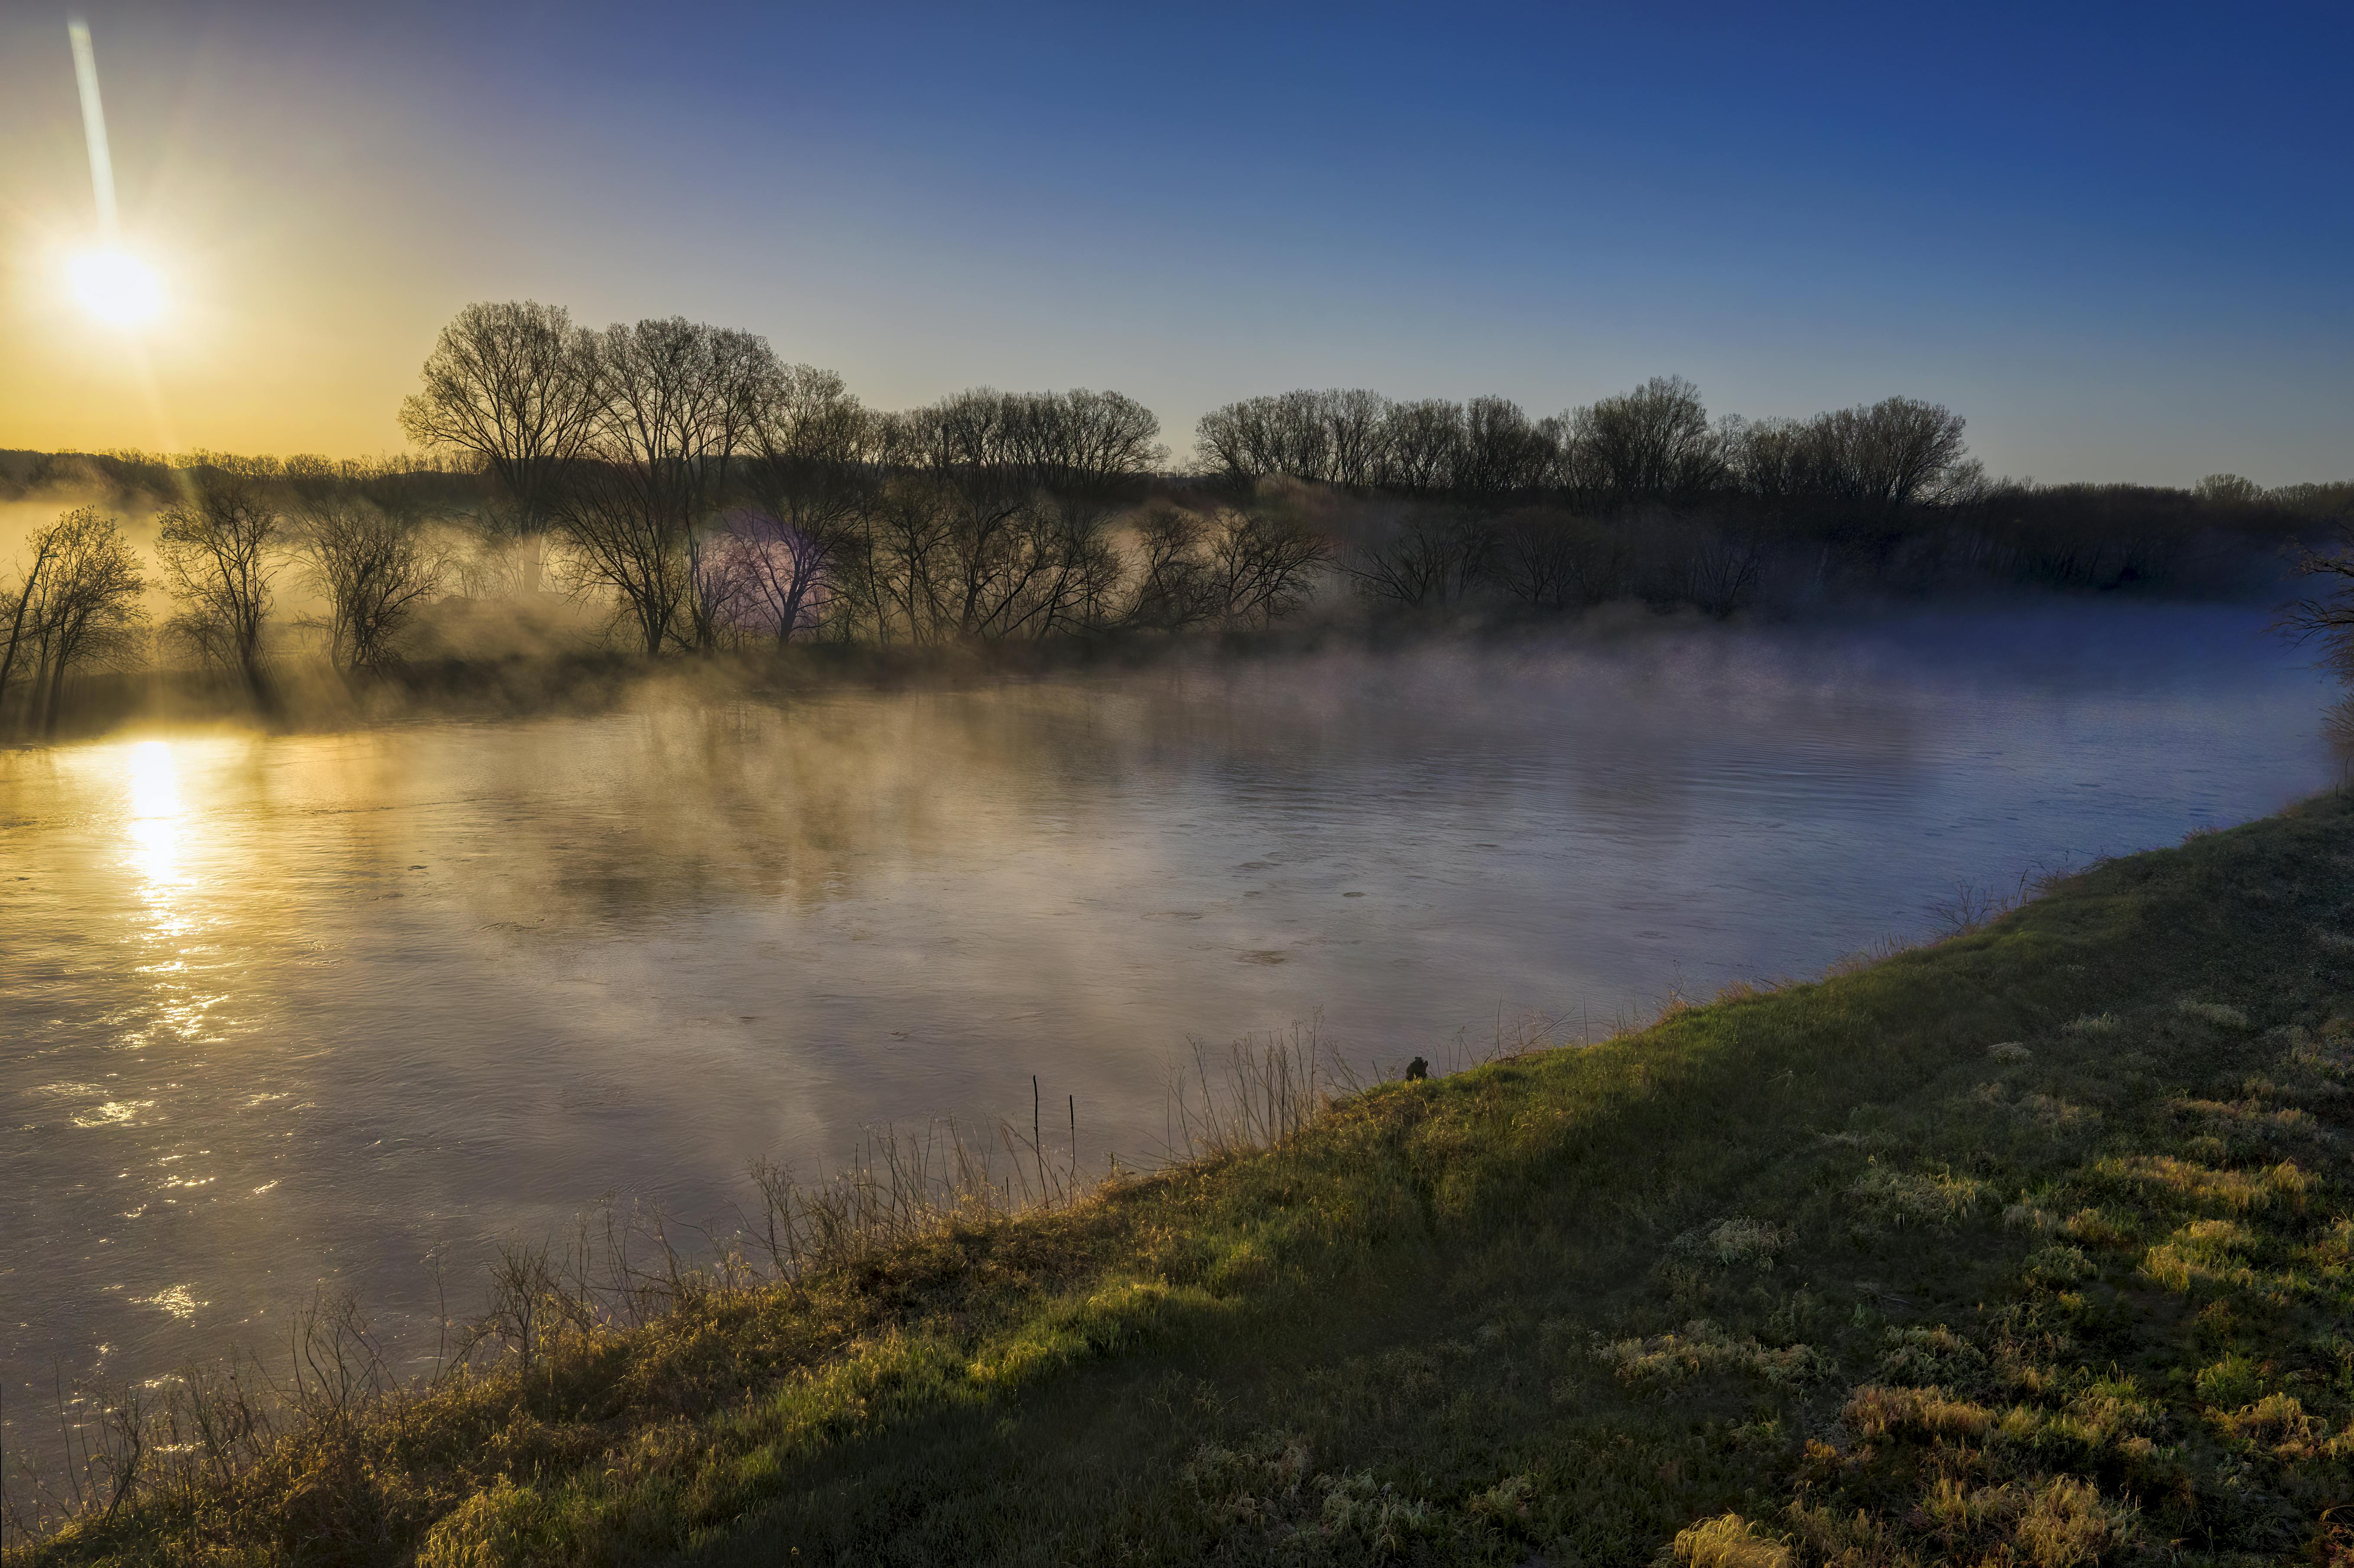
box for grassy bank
[13,793,2354,1565]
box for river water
[0,602,2338,1464]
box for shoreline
[10,789,2354,1563]
[1,582,2311,753]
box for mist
[3,349,2348,747]
[6,323,2354,1532]
[2,598,2338,1484]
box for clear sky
[1,0,2347,484]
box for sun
[66,246,165,327]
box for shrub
[1669,1512,1792,1568]
[2012,1475,2142,1568]
[1593,1321,1826,1387]
[1841,1384,1998,1441]
[2193,1353,2264,1410]
[1671,1216,1791,1270]
[1876,1325,1987,1389]
[1849,1163,1987,1227]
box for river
[0,601,2338,1470]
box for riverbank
[4,578,2312,751]
[13,790,2354,1565]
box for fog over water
[0,601,2337,1458]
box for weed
[1592,1322,1826,1388]
[1847,1162,1988,1228]
[1669,1512,1790,1568]
[2179,998,2254,1029]
[1670,1216,1791,1271]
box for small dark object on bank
[1405,1057,1429,1082]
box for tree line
[1195,376,1976,514]
[391,302,1332,655]
[0,453,452,728]
[3,297,2345,729]
[1192,378,2348,613]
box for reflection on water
[0,603,2338,1465]
[126,738,183,887]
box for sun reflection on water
[111,738,218,1045]
[124,739,186,898]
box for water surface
[0,603,2336,1457]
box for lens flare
[63,22,167,330]
[66,248,164,327]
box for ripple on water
[71,1099,157,1128]
[133,1286,205,1320]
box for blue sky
[2,0,2347,482]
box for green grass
[16,791,2354,1565]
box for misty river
[0,601,2340,1452]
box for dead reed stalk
[0,1036,1382,1552]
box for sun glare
[66,246,164,327]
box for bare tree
[1646,513,1770,618]
[558,464,687,655]
[1722,415,1815,505]
[1727,397,1970,519]
[1565,375,1726,500]
[2281,528,2354,683]
[1195,391,1347,486]
[1491,508,1626,610]
[1001,388,1163,638]
[1455,397,1562,496]
[398,301,605,590]
[1197,389,1434,491]
[880,387,1161,642]
[732,363,874,642]
[1811,397,1970,517]
[9,508,146,731]
[701,511,830,643]
[1377,399,1465,491]
[0,525,63,721]
[285,457,444,669]
[1205,507,1330,624]
[157,461,283,694]
[2196,473,2267,505]
[1345,506,1493,608]
[1324,389,1394,488]
[675,327,774,652]
[844,470,956,644]
[554,318,776,654]
[1123,504,1218,630]
[1724,396,1970,578]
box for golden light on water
[124,738,188,908]
[127,738,182,817]
[110,737,224,1050]
[66,246,165,327]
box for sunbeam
[61,18,167,330]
